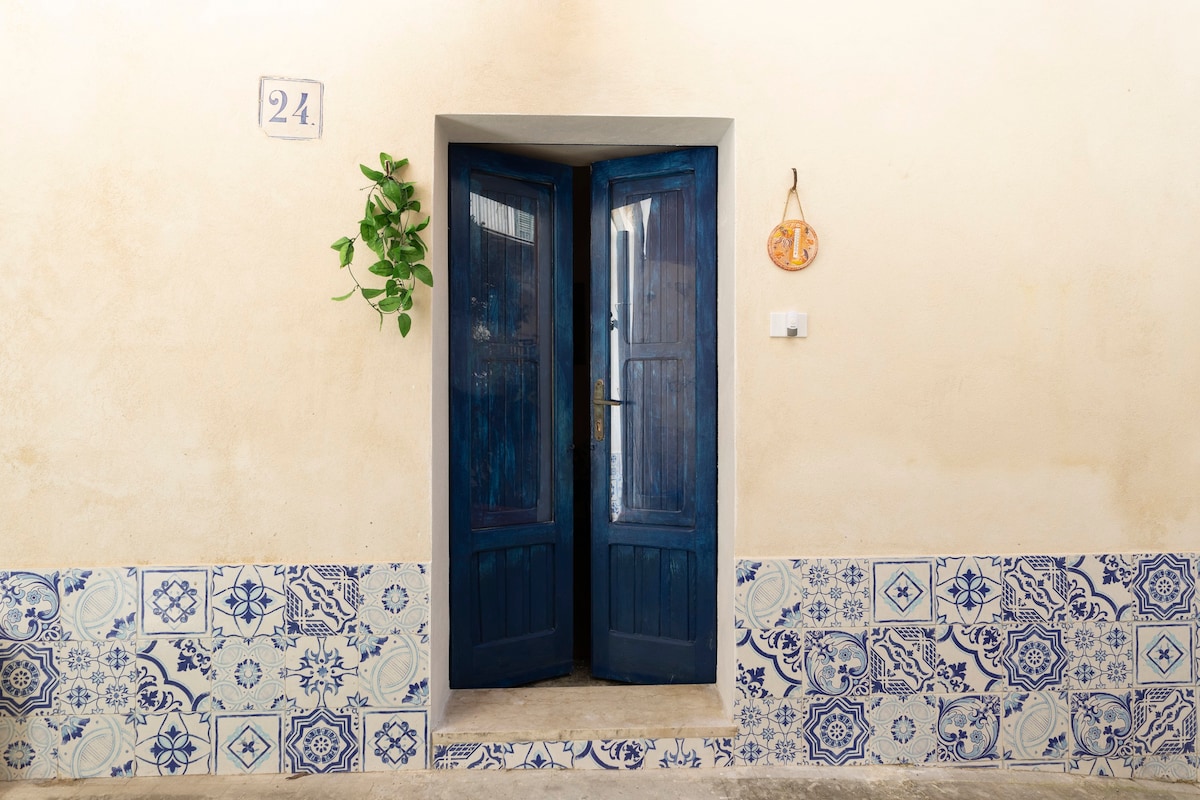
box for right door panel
[589,148,717,683]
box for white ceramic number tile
[259,77,323,140]
[139,568,210,637]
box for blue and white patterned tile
[734,560,802,629]
[866,693,938,764]
[872,560,933,623]
[1132,687,1195,756]
[1130,553,1196,621]
[0,571,62,642]
[285,707,360,773]
[211,565,286,639]
[0,642,59,717]
[1001,624,1068,691]
[55,641,136,716]
[1001,691,1070,762]
[358,564,428,636]
[0,715,58,780]
[869,626,937,696]
[790,559,870,628]
[1131,754,1199,782]
[136,638,212,714]
[1005,760,1067,772]
[935,556,1003,625]
[1059,556,1134,622]
[568,739,657,770]
[1062,621,1133,690]
[135,711,211,776]
[935,694,1000,763]
[139,567,210,637]
[286,636,362,710]
[432,742,511,769]
[212,711,282,775]
[1070,691,1134,761]
[59,568,137,642]
[803,695,870,766]
[356,632,428,708]
[55,715,135,779]
[1134,623,1194,685]
[1067,755,1135,778]
[932,625,1005,694]
[285,565,360,636]
[733,696,805,766]
[210,635,287,711]
[734,628,804,698]
[361,709,427,771]
[1001,556,1069,623]
[803,629,869,697]
[654,738,733,769]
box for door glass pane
[468,177,553,528]
[607,191,695,525]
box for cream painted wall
[2,1,1199,566]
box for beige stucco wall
[2,1,1198,567]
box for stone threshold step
[433,684,734,744]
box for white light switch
[770,312,808,338]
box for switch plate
[770,312,808,338]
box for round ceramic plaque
[768,219,818,271]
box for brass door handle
[592,379,622,440]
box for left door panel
[449,146,575,688]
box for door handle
[592,379,622,441]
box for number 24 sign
[259,77,323,140]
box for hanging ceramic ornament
[768,168,818,270]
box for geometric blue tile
[734,560,802,629]
[357,632,428,708]
[935,694,1000,762]
[1061,621,1133,690]
[211,565,286,639]
[1133,688,1195,756]
[0,714,58,779]
[55,715,136,779]
[733,696,805,766]
[361,709,427,771]
[869,626,937,696]
[0,643,58,716]
[803,696,869,765]
[59,567,137,641]
[1131,554,1196,621]
[136,638,213,714]
[286,637,361,710]
[790,559,870,628]
[1001,691,1069,761]
[285,707,359,773]
[213,711,282,775]
[0,571,62,642]
[56,641,136,716]
[873,560,933,623]
[803,630,869,697]
[867,693,938,764]
[931,625,1005,694]
[1059,556,1134,622]
[1001,624,1067,691]
[285,566,359,636]
[210,636,287,711]
[134,711,211,776]
[1135,624,1194,685]
[735,628,805,698]
[1069,691,1133,759]
[935,556,1002,625]
[139,568,210,637]
[1002,557,1069,623]
[358,564,429,636]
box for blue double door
[449,146,716,688]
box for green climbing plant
[330,153,432,335]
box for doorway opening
[447,144,718,690]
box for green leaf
[392,157,409,170]
[393,261,412,280]
[361,287,384,300]
[379,152,393,169]
[401,294,413,311]
[398,313,412,337]
[368,260,392,277]
[359,222,377,243]
[385,279,398,295]
[378,297,403,312]
[331,288,356,301]
[367,236,386,259]
[330,236,351,250]
[407,200,422,213]
[413,265,434,286]
[338,242,354,267]
[360,164,385,182]
[414,217,430,232]
[381,179,405,205]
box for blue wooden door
[590,149,717,683]
[450,146,716,687]
[448,146,575,688]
